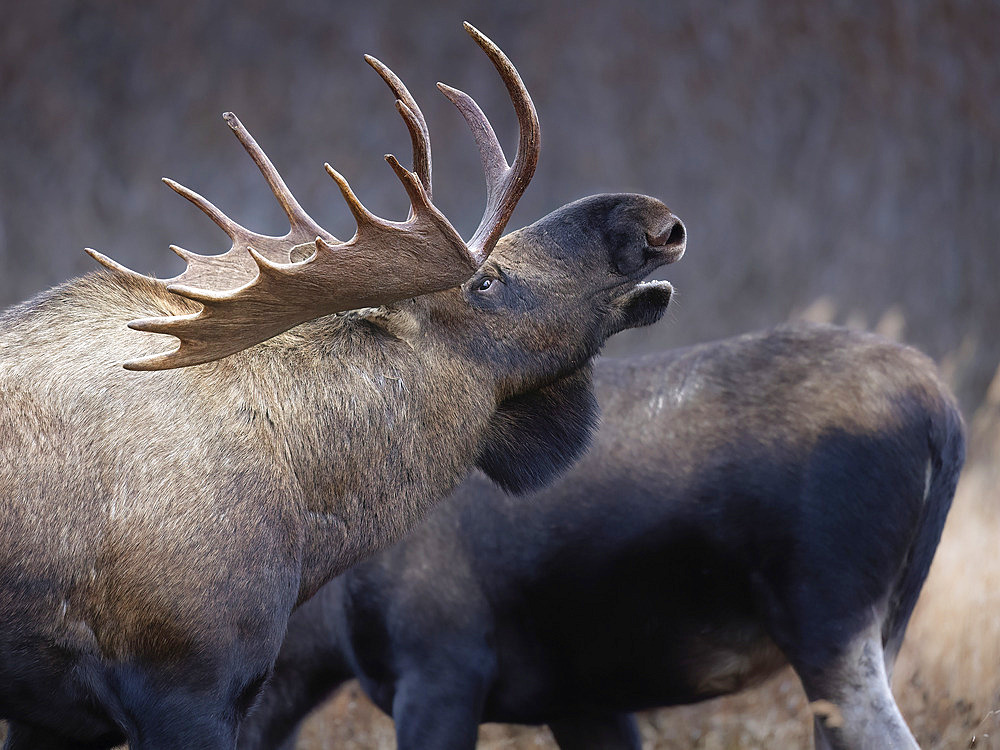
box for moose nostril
[647,220,685,249]
[665,221,685,248]
[646,218,686,268]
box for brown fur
[0,193,684,748]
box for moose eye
[475,277,494,292]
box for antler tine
[437,84,508,209]
[440,22,540,263]
[365,55,432,197]
[222,113,328,240]
[162,178,244,240]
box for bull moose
[0,24,687,749]
[240,324,964,750]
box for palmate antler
[88,22,539,370]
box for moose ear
[476,367,600,495]
[605,280,673,338]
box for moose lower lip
[635,279,671,290]
[634,279,673,296]
[606,276,672,300]
[610,278,673,305]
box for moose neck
[273,307,497,601]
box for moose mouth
[624,213,685,304]
[600,211,684,326]
[605,244,680,304]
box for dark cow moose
[242,324,964,750]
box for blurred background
[1,0,997,747]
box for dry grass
[893,463,1000,750]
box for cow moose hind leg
[547,713,641,750]
[795,625,919,750]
